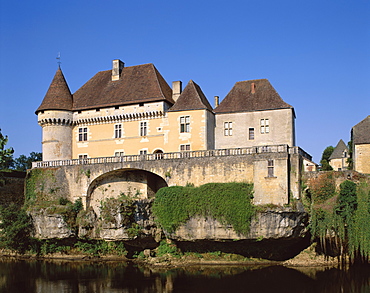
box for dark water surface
[0,258,369,293]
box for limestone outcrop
[29,200,308,243]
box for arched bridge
[31,145,310,210]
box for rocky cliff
[29,199,309,260]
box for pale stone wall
[215,108,295,149]
[354,144,370,174]
[253,153,289,205]
[28,149,304,208]
[38,110,73,161]
[330,158,348,171]
[70,105,212,158]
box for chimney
[251,82,256,94]
[214,96,219,108]
[112,59,124,81]
[172,81,182,102]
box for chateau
[34,60,314,206]
[36,60,296,161]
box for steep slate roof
[329,139,348,160]
[72,63,174,110]
[352,115,370,145]
[214,79,293,114]
[36,68,73,113]
[169,80,213,112]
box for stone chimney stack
[112,59,125,81]
[251,82,256,94]
[172,81,182,102]
[214,96,219,108]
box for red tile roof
[169,80,213,112]
[214,79,292,113]
[36,68,73,113]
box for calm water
[0,258,369,293]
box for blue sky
[0,0,369,162]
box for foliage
[0,203,32,254]
[309,172,336,203]
[0,129,14,171]
[75,240,127,257]
[156,240,182,257]
[336,180,357,223]
[347,140,353,170]
[10,152,42,171]
[348,181,370,261]
[308,174,370,263]
[152,182,255,236]
[60,198,84,229]
[320,146,334,171]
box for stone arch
[86,168,167,215]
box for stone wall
[28,149,302,207]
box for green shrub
[152,182,254,236]
[0,203,32,253]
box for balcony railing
[31,144,309,169]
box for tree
[320,146,334,171]
[0,129,14,171]
[12,152,42,171]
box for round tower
[36,68,73,161]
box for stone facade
[352,116,370,174]
[34,60,314,206]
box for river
[0,258,369,293]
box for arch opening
[86,168,167,215]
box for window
[260,119,269,134]
[115,124,122,138]
[140,122,147,136]
[268,160,274,177]
[249,128,255,140]
[139,150,147,155]
[78,127,88,141]
[180,116,190,133]
[180,144,190,151]
[78,154,88,161]
[224,122,233,136]
[115,151,124,156]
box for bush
[0,203,32,253]
[152,182,255,236]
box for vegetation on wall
[152,182,255,236]
[307,173,370,263]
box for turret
[36,68,73,161]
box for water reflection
[0,258,369,293]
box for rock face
[31,210,75,239]
[170,210,308,241]
[29,200,308,245]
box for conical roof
[329,139,348,160]
[214,79,292,113]
[169,80,213,112]
[36,68,73,114]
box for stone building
[329,139,349,171]
[351,116,370,174]
[34,60,314,206]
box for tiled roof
[36,68,73,113]
[352,115,370,145]
[214,79,292,113]
[169,80,213,112]
[72,63,174,110]
[329,139,348,160]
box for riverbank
[0,243,339,268]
